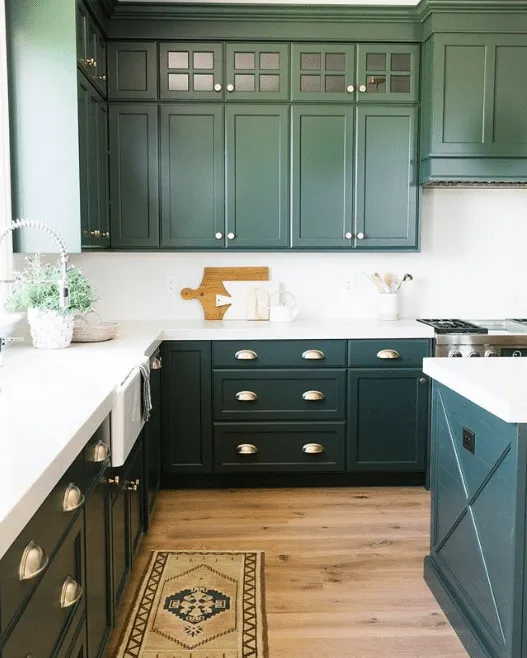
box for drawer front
[348,339,430,368]
[214,422,346,472]
[213,369,346,421]
[0,455,87,634]
[213,340,346,368]
[82,417,111,486]
[2,514,85,658]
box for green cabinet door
[97,102,110,247]
[225,104,289,248]
[109,104,159,248]
[356,44,419,103]
[76,0,88,70]
[84,469,111,658]
[348,368,429,472]
[144,353,162,529]
[292,105,354,248]
[159,42,223,100]
[108,42,158,100]
[291,43,356,102]
[127,435,144,559]
[160,105,224,248]
[109,474,128,611]
[94,34,107,97]
[225,43,289,101]
[355,106,418,250]
[161,342,212,475]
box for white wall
[57,188,527,321]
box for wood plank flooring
[106,487,467,657]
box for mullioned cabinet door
[224,43,290,101]
[356,44,419,103]
[291,43,356,102]
[159,42,223,100]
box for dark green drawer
[348,339,431,368]
[1,514,85,658]
[82,418,111,488]
[213,340,346,368]
[214,422,346,472]
[213,369,346,421]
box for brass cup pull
[60,576,83,608]
[376,349,401,360]
[93,439,111,463]
[19,541,49,581]
[302,349,325,360]
[235,390,258,402]
[235,349,257,360]
[62,483,85,512]
[302,390,325,401]
[236,443,258,455]
[151,357,162,370]
[302,443,325,455]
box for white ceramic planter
[27,308,74,349]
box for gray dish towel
[138,361,152,422]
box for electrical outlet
[345,277,355,294]
[462,427,475,454]
[165,277,178,294]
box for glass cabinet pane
[391,53,411,71]
[325,76,345,92]
[234,52,255,70]
[301,53,322,70]
[193,74,214,91]
[325,53,346,71]
[260,53,280,70]
[168,52,189,69]
[235,74,255,91]
[168,74,189,91]
[390,76,411,93]
[193,52,214,69]
[367,75,386,93]
[366,53,386,71]
[301,75,321,92]
[260,75,280,92]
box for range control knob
[450,351,462,358]
[485,349,498,357]
[468,351,481,357]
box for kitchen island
[423,358,527,658]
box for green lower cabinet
[348,368,429,471]
[144,353,162,530]
[127,436,145,558]
[162,342,212,474]
[109,474,128,612]
[292,105,355,248]
[160,105,224,248]
[354,106,418,250]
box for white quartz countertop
[423,357,527,423]
[0,317,432,560]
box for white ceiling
[121,0,420,5]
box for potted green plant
[4,255,97,349]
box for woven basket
[72,311,119,343]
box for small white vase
[27,308,74,349]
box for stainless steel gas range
[417,319,527,358]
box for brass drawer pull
[60,576,83,608]
[302,390,325,401]
[302,349,325,360]
[302,443,325,455]
[235,349,257,360]
[151,357,162,370]
[62,483,85,512]
[92,439,111,463]
[235,390,258,402]
[19,541,49,581]
[376,349,400,360]
[236,444,258,455]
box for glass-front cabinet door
[224,43,289,101]
[160,42,223,100]
[291,44,356,102]
[356,44,419,103]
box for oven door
[110,364,146,467]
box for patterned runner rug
[114,550,268,658]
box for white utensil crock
[378,293,399,321]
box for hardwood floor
[107,487,467,657]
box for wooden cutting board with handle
[181,267,269,320]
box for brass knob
[227,232,235,240]
[302,443,325,455]
[235,390,258,402]
[89,230,101,238]
[226,83,234,92]
[420,377,427,385]
[346,85,355,93]
[214,83,222,91]
[151,357,162,370]
[345,232,353,240]
[107,475,120,487]
[102,231,110,239]
[60,576,83,608]
[235,349,257,360]
[125,478,140,491]
[92,439,110,463]
[359,84,367,92]
[236,443,257,455]
[97,74,106,81]
[215,232,223,239]
[18,541,49,581]
[376,349,400,360]
[62,483,85,512]
[356,232,365,240]
[302,390,325,401]
[302,349,325,360]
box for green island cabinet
[161,339,430,478]
[425,383,527,658]
[420,33,527,183]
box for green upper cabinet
[291,43,356,102]
[292,105,355,248]
[159,42,223,100]
[160,104,224,248]
[108,41,158,100]
[421,33,527,182]
[225,104,289,248]
[109,104,159,248]
[76,1,106,96]
[355,106,418,250]
[356,44,419,103]
[224,43,290,101]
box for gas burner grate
[416,319,489,335]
